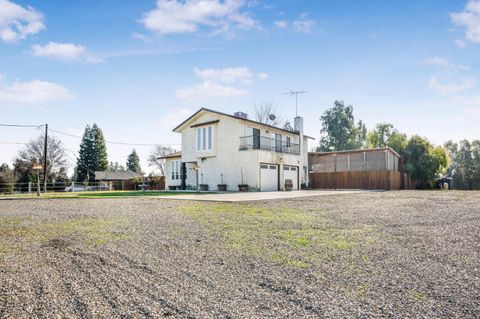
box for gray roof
[94,171,142,181]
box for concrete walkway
[154,190,371,202]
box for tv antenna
[283,90,308,117]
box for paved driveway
[154,189,372,202]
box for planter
[199,184,209,191]
[217,184,227,191]
[168,185,177,191]
[238,184,249,192]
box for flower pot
[238,184,248,192]
[199,184,209,191]
[217,184,227,191]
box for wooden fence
[309,171,412,190]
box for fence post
[28,182,32,194]
[71,181,75,192]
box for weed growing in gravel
[181,203,380,269]
[0,215,133,259]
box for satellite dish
[269,114,276,121]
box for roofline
[308,147,402,159]
[172,107,314,138]
[158,152,182,159]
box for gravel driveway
[1,191,479,318]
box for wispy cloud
[293,14,315,33]
[428,76,475,95]
[176,66,268,101]
[450,0,480,44]
[0,0,45,43]
[424,56,469,71]
[140,0,258,36]
[274,20,288,29]
[31,42,103,63]
[0,77,73,104]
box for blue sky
[1,0,479,174]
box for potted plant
[217,173,227,191]
[199,173,209,191]
[238,168,248,192]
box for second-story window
[196,126,213,151]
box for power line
[0,123,43,128]
[0,141,28,145]
[49,128,181,147]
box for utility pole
[43,123,48,193]
[283,90,308,117]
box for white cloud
[194,66,253,83]
[424,56,469,70]
[428,76,475,95]
[176,66,268,101]
[140,0,258,35]
[0,0,45,43]
[176,80,247,100]
[131,32,153,43]
[0,78,73,104]
[31,42,102,63]
[293,15,315,33]
[274,20,287,28]
[450,0,480,43]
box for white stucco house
[161,108,313,192]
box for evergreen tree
[76,124,108,182]
[126,149,142,173]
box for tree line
[0,123,173,191]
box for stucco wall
[165,111,309,191]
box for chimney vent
[234,111,248,119]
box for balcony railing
[239,135,300,155]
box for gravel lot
[1,191,479,318]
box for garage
[283,165,299,190]
[260,164,278,191]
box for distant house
[94,171,143,190]
[161,108,314,191]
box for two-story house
[162,108,313,191]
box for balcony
[239,135,300,155]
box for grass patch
[0,215,133,260]
[0,191,211,199]
[181,203,380,269]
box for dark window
[252,128,260,150]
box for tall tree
[17,134,68,180]
[0,163,14,193]
[76,124,108,182]
[317,100,367,151]
[254,102,283,127]
[126,149,142,173]
[444,140,480,189]
[147,145,174,176]
[108,161,125,172]
[403,135,449,187]
[368,123,408,155]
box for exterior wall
[165,111,309,191]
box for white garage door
[260,164,278,191]
[283,165,299,190]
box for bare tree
[148,145,174,176]
[17,134,68,178]
[254,102,283,127]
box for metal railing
[239,135,300,155]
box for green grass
[181,203,380,269]
[0,190,209,199]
